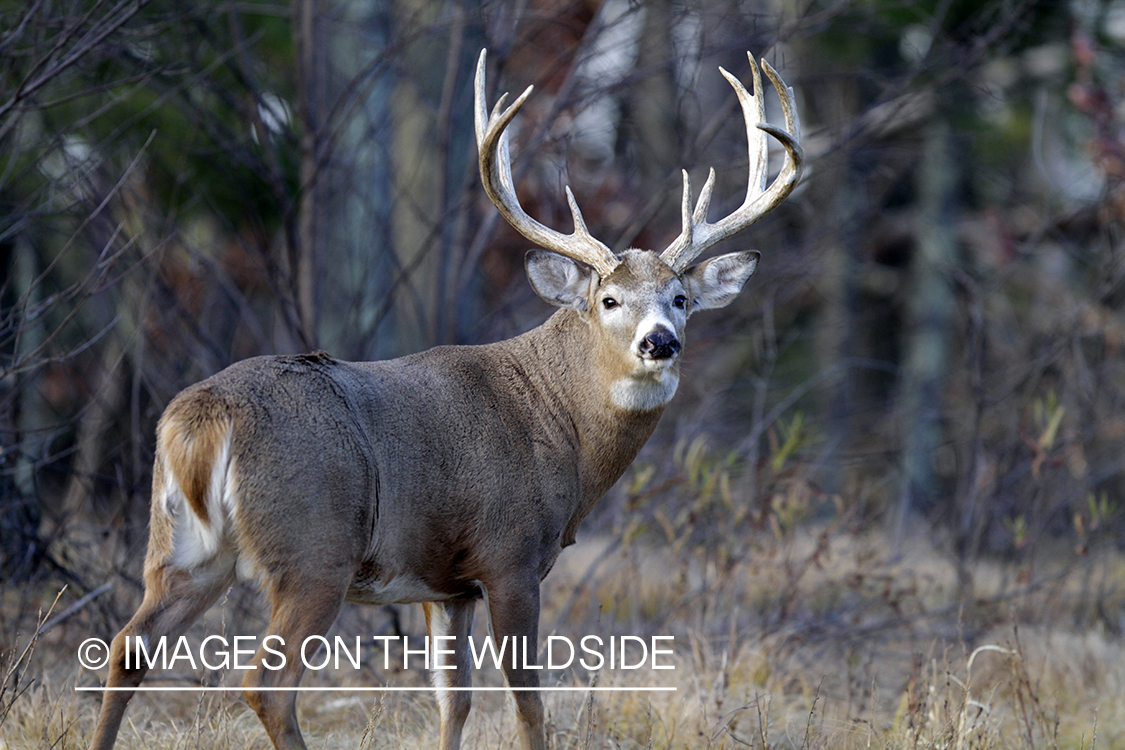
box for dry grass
[2,524,1122,750]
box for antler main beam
[660,54,804,273]
[475,49,621,278]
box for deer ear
[683,251,759,311]
[526,250,597,310]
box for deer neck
[513,309,669,530]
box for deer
[87,49,801,750]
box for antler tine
[692,167,716,225]
[661,53,804,273]
[661,170,695,262]
[728,54,769,202]
[475,49,620,278]
[761,57,801,144]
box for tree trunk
[894,119,958,545]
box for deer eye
[602,297,618,310]
[673,295,687,309]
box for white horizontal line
[77,686,676,693]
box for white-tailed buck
[89,49,801,750]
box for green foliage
[1031,390,1065,452]
[1085,490,1116,529]
[769,411,820,473]
[1003,513,1030,550]
[4,1,299,233]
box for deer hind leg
[90,395,240,750]
[424,600,476,750]
[87,561,234,750]
[485,579,547,750]
[241,571,349,750]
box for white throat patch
[610,371,679,412]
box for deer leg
[88,564,233,750]
[485,580,546,750]
[242,572,348,750]
[424,600,476,750]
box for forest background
[2,0,1125,748]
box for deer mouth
[636,352,680,377]
[638,351,678,371]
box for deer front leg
[424,600,476,750]
[485,578,546,750]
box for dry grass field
[3,515,1122,750]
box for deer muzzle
[639,327,681,360]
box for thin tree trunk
[894,119,958,547]
[293,0,327,350]
[630,0,678,189]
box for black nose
[640,328,681,359]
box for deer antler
[660,53,803,273]
[475,49,621,278]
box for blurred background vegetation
[1,0,1124,687]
